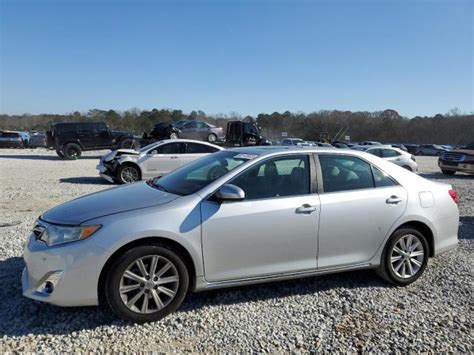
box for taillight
[411,155,416,162]
[448,189,458,204]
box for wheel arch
[393,220,435,257]
[97,236,197,305]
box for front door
[201,154,320,282]
[145,142,185,177]
[316,154,408,268]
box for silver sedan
[23,147,459,322]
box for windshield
[151,150,255,196]
[139,141,163,153]
[462,142,474,150]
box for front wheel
[376,228,429,285]
[117,164,141,184]
[105,245,189,323]
[169,132,179,140]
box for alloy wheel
[120,166,139,183]
[119,255,180,314]
[390,234,425,279]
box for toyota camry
[22,147,459,322]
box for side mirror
[149,150,158,155]
[214,184,245,202]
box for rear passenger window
[157,143,184,154]
[372,166,397,187]
[367,149,383,157]
[230,155,310,200]
[78,123,92,132]
[186,143,215,153]
[319,155,374,192]
[382,149,400,157]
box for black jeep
[46,122,138,159]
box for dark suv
[46,122,137,159]
[438,142,474,175]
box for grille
[442,153,465,162]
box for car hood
[451,149,474,155]
[41,182,179,225]
[102,149,140,162]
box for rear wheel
[402,165,412,171]
[117,164,141,184]
[105,245,189,323]
[63,143,82,160]
[376,228,429,285]
[441,169,456,175]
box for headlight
[39,224,101,247]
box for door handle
[386,195,402,204]
[295,204,318,214]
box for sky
[0,0,473,118]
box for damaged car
[97,139,223,184]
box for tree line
[0,108,473,144]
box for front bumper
[22,233,110,307]
[97,162,117,183]
[438,160,474,174]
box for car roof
[146,139,224,149]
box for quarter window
[230,155,310,200]
[372,166,397,187]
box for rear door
[316,154,407,268]
[145,142,186,177]
[182,142,219,165]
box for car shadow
[0,154,102,161]
[59,177,112,185]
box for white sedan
[97,139,223,184]
[353,145,418,172]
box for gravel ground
[0,148,472,352]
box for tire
[169,132,179,140]
[402,165,412,171]
[376,227,429,286]
[105,245,189,323]
[207,133,217,143]
[441,169,456,175]
[62,143,82,160]
[117,164,141,184]
[55,149,65,158]
[119,138,138,150]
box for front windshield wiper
[146,179,182,195]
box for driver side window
[230,155,310,200]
